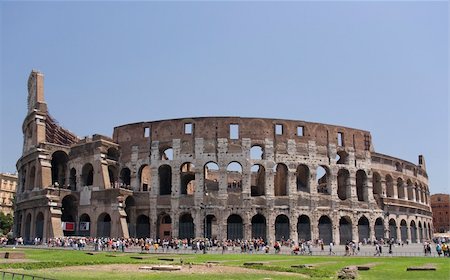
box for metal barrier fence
[0,271,56,280]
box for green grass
[0,248,449,279]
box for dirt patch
[43,263,308,277]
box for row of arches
[372,173,429,204]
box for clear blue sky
[1,1,448,194]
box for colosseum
[14,70,433,245]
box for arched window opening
[250,145,264,160]
[79,214,91,237]
[251,214,266,241]
[106,147,119,161]
[275,215,290,241]
[374,218,384,241]
[356,170,367,202]
[204,162,219,192]
[179,213,195,239]
[136,215,150,239]
[296,164,309,192]
[372,172,382,196]
[397,178,405,199]
[389,219,397,241]
[395,162,402,172]
[24,214,31,242]
[318,216,332,244]
[386,175,394,198]
[139,165,151,191]
[227,214,243,240]
[159,165,172,195]
[180,162,195,195]
[29,166,36,191]
[251,164,265,196]
[108,165,118,188]
[205,215,217,239]
[358,216,370,242]
[227,162,242,192]
[414,184,420,203]
[339,216,352,245]
[407,180,414,201]
[61,195,78,236]
[97,213,111,237]
[336,150,349,164]
[81,163,94,186]
[410,220,417,243]
[120,168,131,187]
[125,196,136,237]
[400,220,408,242]
[161,148,173,160]
[274,163,288,196]
[35,212,44,240]
[69,168,77,191]
[317,166,330,194]
[20,169,26,193]
[297,215,311,241]
[51,151,69,187]
[158,213,172,239]
[337,169,350,200]
[418,221,423,242]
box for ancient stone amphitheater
[15,70,433,244]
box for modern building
[431,194,450,233]
[0,173,17,215]
[14,70,433,243]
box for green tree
[0,213,14,235]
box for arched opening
[61,195,78,236]
[386,175,394,198]
[275,214,290,241]
[97,213,111,237]
[397,178,405,199]
[274,163,288,196]
[428,222,432,239]
[407,180,414,201]
[69,168,77,191]
[20,169,26,193]
[297,215,311,241]
[108,165,118,188]
[337,169,350,200]
[423,223,428,239]
[250,145,264,160]
[78,214,91,237]
[158,213,172,239]
[16,213,23,237]
[161,148,173,160]
[251,164,265,196]
[159,165,172,195]
[35,212,44,240]
[227,214,243,240]
[180,162,195,195]
[296,164,309,192]
[24,214,31,242]
[356,170,368,201]
[205,215,217,239]
[372,172,382,196]
[251,214,266,240]
[400,220,408,242]
[227,162,242,192]
[138,165,151,191]
[358,216,370,242]
[29,166,36,191]
[318,216,332,244]
[395,162,402,172]
[124,196,136,237]
[204,162,219,192]
[51,151,69,187]
[336,150,349,164]
[317,166,330,194]
[410,220,417,243]
[389,219,397,240]
[415,184,420,203]
[339,216,352,244]
[375,218,384,241]
[106,147,119,161]
[81,163,94,186]
[179,213,195,239]
[136,215,150,238]
[418,221,423,242]
[120,168,131,187]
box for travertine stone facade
[0,173,17,215]
[14,70,433,244]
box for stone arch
[251,164,265,196]
[97,213,111,237]
[205,214,217,239]
[275,214,290,241]
[372,172,382,196]
[317,166,330,194]
[35,212,44,240]
[180,162,195,195]
[28,166,36,191]
[339,216,353,244]
[24,213,32,242]
[227,214,243,240]
[108,165,118,188]
[51,151,69,187]
[204,162,219,192]
[161,147,173,160]
[274,163,288,196]
[337,169,350,200]
[227,162,242,192]
[120,167,131,187]
[358,216,370,242]
[159,165,172,195]
[318,215,333,244]
[428,222,432,239]
[138,164,151,191]
[414,183,420,203]
[79,213,91,237]
[136,215,150,238]
[389,218,397,240]
[69,168,77,191]
[251,214,267,240]
[124,196,136,236]
[106,147,119,161]
[250,145,264,160]
[61,195,78,236]
[407,179,414,201]
[336,150,349,164]
[395,162,402,172]
[356,170,368,201]
[81,163,94,186]
[386,175,394,198]
[374,217,384,241]
[296,164,309,192]
[179,213,195,239]
[418,221,423,242]
[297,215,311,241]
[397,178,405,199]
[157,213,172,239]
[410,220,417,243]
[400,219,408,242]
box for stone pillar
[396,226,401,242]
[352,221,359,243]
[310,215,319,242]
[288,168,296,196]
[290,215,298,244]
[194,209,203,239]
[332,224,339,245]
[406,226,411,243]
[267,214,275,245]
[171,164,180,198]
[171,211,179,239]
